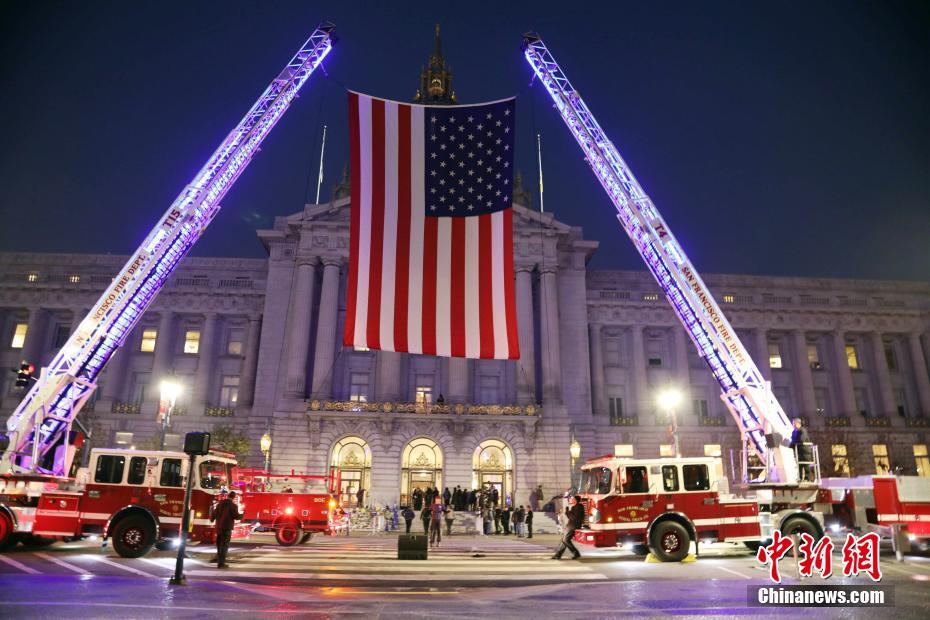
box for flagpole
[536,132,545,213]
[315,124,328,204]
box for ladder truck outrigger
[522,33,828,561]
[0,24,335,556]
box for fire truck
[522,33,930,562]
[0,25,335,556]
[234,469,340,545]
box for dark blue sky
[1,1,927,280]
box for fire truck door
[674,463,722,536]
[614,465,656,526]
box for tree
[210,424,251,462]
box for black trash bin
[398,534,428,560]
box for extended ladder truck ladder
[522,34,800,485]
[0,23,335,478]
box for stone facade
[2,199,929,508]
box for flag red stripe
[344,92,361,347]
[478,214,494,358]
[421,216,438,356]
[450,217,466,358]
[366,99,386,350]
[393,104,412,352]
[503,208,520,358]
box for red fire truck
[574,455,823,562]
[234,468,340,546]
[0,447,252,557]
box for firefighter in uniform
[552,495,585,560]
[211,490,242,568]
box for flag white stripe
[407,105,425,355]
[379,101,398,352]
[435,218,452,357]
[464,216,481,358]
[491,210,508,359]
[353,95,372,347]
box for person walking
[526,507,534,538]
[402,506,415,534]
[515,506,525,537]
[210,490,242,569]
[552,495,585,560]
[420,506,430,534]
[429,498,445,548]
[445,505,455,536]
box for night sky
[1,1,927,281]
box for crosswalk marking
[0,554,41,575]
[35,552,90,575]
[90,555,158,578]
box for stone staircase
[344,509,561,536]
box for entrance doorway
[330,436,371,508]
[401,437,443,507]
[473,439,514,506]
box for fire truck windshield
[199,460,231,490]
[581,467,612,495]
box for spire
[433,23,442,61]
[414,24,456,105]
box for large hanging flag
[344,92,519,360]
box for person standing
[443,486,452,506]
[552,495,585,560]
[790,417,815,482]
[526,507,534,538]
[493,507,502,534]
[429,498,444,547]
[402,506,415,534]
[491,487,499,508]
[356,487,365,508]
[210,490,242,569]
[482,507,493,535]
[501,505,511,535]
[445,505,455,536]
[515,506,525,538]
[420,506,430,534]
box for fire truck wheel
[299,532,313,545]
[780,516,820,539]
[0,511,16,550]
[22,535,56,548]
[111,515,156,558]
[649,521,690,562]
[275,521,302,546]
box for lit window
[26,273,38,283]
[807,344,821,369]
[704,444,721,457]
[10,323,28,349]
[768,343,783,369]
[219,375,239,407]
[872,444,890,474]
[140,329,157,352]
[642,293,659,302]
[614,444,634,457]
[723,295,735,304]
[226,328,245,356]
[845,345,859,370]
[915,445,930,478]
[659,444,675,457]
[354,345,370,352]
[184,330,201,354]
[831,444,850,476]
[415,386,433,406]
[349,373,369,402]
[68,275,81,284]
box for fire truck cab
[575,455,764,561]
[0,447,250,558]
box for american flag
[344,92,520,360]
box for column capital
[295,254,319,267]
[515,263,535,274]
[248,313,263,323]
[538,265,559,276]
[321,256,343,269]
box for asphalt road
[1,533,928,618]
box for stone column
[447,357,469,403]
[588,323,605,415]
[237,314,263,406]
[539,267,562,404]
[791,330,816,415]
[630,325,649,417]
[831,331,857,416]
[869,332,897,416]
[310,258,341,399]
[673,327,691,394]
[149,312,175,395]
[754,328,772,383]
[908,332,930,416]
[284,257,318,398]
[192,313,218,408]
[101,342,131,402]
[376,351,402,402]
[20,307,46,365]
[515,266,536,404]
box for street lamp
[657,387,683,457]
[260,431,272,473]
[159,377,182,451]
[569,437,581,492]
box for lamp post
[159,377,182,451]
[657,387,683,457]
[569,437,581,492]
[260,431,272,473]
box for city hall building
[2,37,929,508]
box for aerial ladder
[0,23,335,478]
[522,34,806,488]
